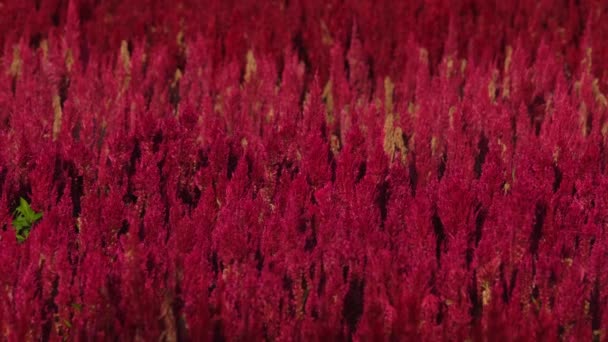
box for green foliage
[12,197,43,243]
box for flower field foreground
[2,0,608,340]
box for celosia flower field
[2,0,608,340]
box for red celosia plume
[1,0,608,340]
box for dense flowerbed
[1,0,608,340]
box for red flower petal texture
[1,0,608,340]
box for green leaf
[19,197,32,213]
[16,234,26,243]
[13,216,27,226]
[12,198,43,243]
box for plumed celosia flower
[1,0,608,340]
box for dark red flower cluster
[1,0,608,340]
